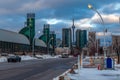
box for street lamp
[47,37,54,55]
[32,31,41,56]
[88,4,106,58]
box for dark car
[7,55,21,62]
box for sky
[0,0,120,44]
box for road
[0,57,77,80]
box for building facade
[88,31,96,56]
[0,29,47,54]
[88,32,96,42]
[0,13,50,55]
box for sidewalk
[67,68,120,80]
[54,57,120,80]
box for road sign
[103,47,107,50]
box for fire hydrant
[97,64,101,70]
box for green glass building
[62,28,72,47]
[76,29,87,49]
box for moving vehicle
[7,55,21,62]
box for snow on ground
[20,55,37,60]
[0,54,61,63]
[68,68,120,80]
[115,64,120,67]
[35,54,60,59]
[53,56,120,80]
[0,56,7,62]
[0,55,38,62]
[53,66,120,80]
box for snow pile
[83,56,90,65]
[0,56,7,62]
[0,55,38,62]
[0,54,61,63]
[52,55,61,58]
[36,55,60,59]
[36,55,52,59]
[36,54,60,59]
[34,55,43,59]
[20,55,37,60]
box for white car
[61,53,69,58]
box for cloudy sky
[0,0,120,43]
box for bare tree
[114,38,120,64]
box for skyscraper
[43,24,50,44]
[62,28,72,48]
[76,29,87,49]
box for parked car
[7,55,21,62]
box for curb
[53,69,71,80]
[53,64,78,80]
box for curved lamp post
[32,31,41,56]
[47,37,53,55]
[88,4,106,58]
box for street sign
[103,47,107,50]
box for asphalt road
[0,57,77,80]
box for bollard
[73,64,78,69]
[69,68,75,74]
[59,76,64,80]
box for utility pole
[88,4,106,59]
